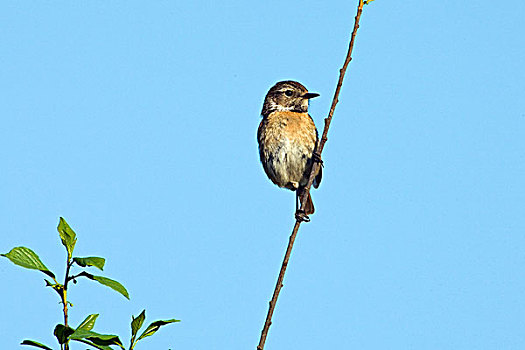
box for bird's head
[261,80,319,116]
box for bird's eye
[284,90,293,97]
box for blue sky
[1,1,524,349]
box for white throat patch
[268,100,295,112]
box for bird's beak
[302,92,320,99]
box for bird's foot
[312,152,324,167]
[295,209,311,223]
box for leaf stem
[67,271,86,282]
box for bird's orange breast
[257,111,319,190]
[259,111,317,143]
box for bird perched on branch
[257,80,322,222]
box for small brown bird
[257,80,322,221]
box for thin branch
[257,220,302,350]
[63,259,73,350]
[301,0,365,207]
[63,261,72,323]
[257,1,366,349]
[67,271,90,282]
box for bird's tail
[304,191,315,215]
[297,188,315,215]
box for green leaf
[130,310,146,350]
[1,247,55,279]
[21,340,53,350]
[72,338,113,350]
[73,256,105,270]
[90,274,129,299]
[76,314,99,331]
[54,324,75,344]
[70,330,124,349]
[79,272,130,299]
[57,217,77,259]
[137,319,180,341]
[131,310,146,345]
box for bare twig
[257,1,366,349]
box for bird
[257,80,322,222]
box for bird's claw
[312,152,324,167]
[295,210,311,223]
